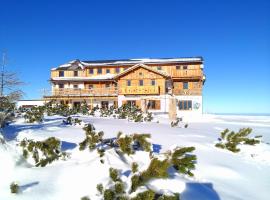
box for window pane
[98,68,102,74]
[151,80,155,86]
[139,80,143,86]
[183,82,188,89]
[188,101,192,110]
[179,101,183,110]
[89,69,94,74]
[106,69,110,73]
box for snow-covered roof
[53,57,203,70]
[51,74,115,81]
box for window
[176,66,181,70]
[147,100,161,110]
[89,69,94,74]
[157,66,162,70]
[74,71,78,77]
[59,71,64,77]
[105,83,110,88]
[106,69,110,74]
[183,65,188,70]
[139,72,143,76]
[151,80,156,86]
[73,84,78,89]
[127,80,131,86]
[115,68,120,73]
[97,68,102,74]
[183,82,188,89]
[139,80,144,86]
[88,84,93,89]
[178,100,192,110]
[59,84,64,88]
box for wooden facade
[44,58,205,110]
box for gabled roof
[113,63,170,79]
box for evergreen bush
[20,137,68,167]
[10,182,19,194]
[215,128,261,153]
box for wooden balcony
[173,89,202,96]
[119,86,160,95]
[171,69,203,79]
[50,88,118,97]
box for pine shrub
[114,182,125,194]
[131,162,138,173]
[171,147,196,177]
[104,189,115,200]
[20,137,68,167]
[10,182,19,194]
[117,135,133,155]
[109,168,119,182]
[215,128,261,153]
[131,190,155,200]
[97,183,104,194]
[157,193,180,200]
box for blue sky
[0,0,269,114]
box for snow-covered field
[1,114,270,200]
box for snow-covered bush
[79,124,104,150]
[63,116,82,125]
[24,106,45,123]
[116,133,152,155]
[19,137,69,167]
[215,128,262,153]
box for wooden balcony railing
[119,86,160,95]
[51,88,118,97]
[171,69,203,78]
[173,89,202,95]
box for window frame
[178,100,192,110]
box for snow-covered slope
[1,114,270,200]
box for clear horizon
[1,0,269,114]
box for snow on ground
[1,114,270,200]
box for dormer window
[74,71,78,77]
[59,71,64,77]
